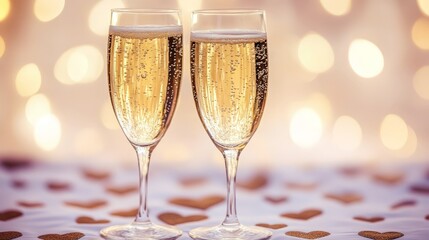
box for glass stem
[222,149,240,227]
[134,145,152,224]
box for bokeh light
[1,0,428,166]
[413,65,429,100]
[306,93,332,124]
[0,0,10,22]
[25,94,52,125]
[298,33,334,74]
[33,0,65,22]
[15,63,42,97]
[394,126,418,158]
[75,128,103,156]
[290,108,323,148]
[0,35,5,58]
[320,0,352,16]
[54,45,103,85]
[417,0,429,17]
[177,0,202,11]
[348,39,384,78]
[412,17,429,50]
[332,115,362,151]
[100,100,120,130]
[380,114,408,151]
[89,0,125,36]
[34,113,61,151]
[67,51,89,82]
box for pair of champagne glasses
[102,8,270,240]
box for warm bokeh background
[0,0,428,169]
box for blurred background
[0,0,428,170]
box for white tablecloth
[1,157,429,239]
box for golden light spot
[178,0,202,11]
[16,63,42,97]
[75,128,103,156]
[25,94,51,125]
[34,0,65,22]
[290,108,323,148]
[54,45,103,85]
[306,93,332,124]
[0,0,10,22]
[413,65,429,100]
[320,0,352,16]
[380,114,408,151]
[348,39,384,78]
[34,113,61,151]
[0,36,5,58]
[67,51,89,83]
[89,0,125,36]
[100,100,120,130]
[412,18,429,50]
[395,126,418,158]
[417,0,429,16]
[332,115,362,151]
[298,33,334,73]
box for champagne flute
[100,9,183,240]
[189,10,271,240]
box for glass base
[100,222,182,240]
[189,224,272,240]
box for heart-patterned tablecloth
[0,157,428,240]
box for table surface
[1,157,429,240]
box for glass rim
[192,9,265,15]
[111,8,181,14]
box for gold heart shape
[353,216,384,223]
[76,216,110,224]
[106,185,138,195]
[38,232,84,240]
[256,223,287,229]
[391,200,416,210]
[265,196,287,204]
[110,208,138,217]
[64,200,107,209]
[17,201,44,208]
[0,231,23,240]
[158,212,207,225]
[358,231,404,240]
[325,193,363,204]
[0,210,23,221]
[237,174,268,190]
[285,231,330,239]
[281,209,322,220]
[169,195,224,210]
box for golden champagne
[108,26,182,146]
[191,31,268,150]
